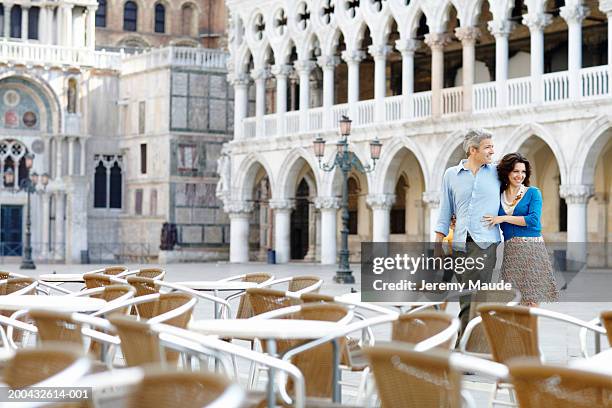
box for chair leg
[354,367,370,406]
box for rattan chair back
[0,277,36,295]
[246,288,300,317]
[128,368,233,408]
[392,311,457,349]
[234,273,273,319]
[288,276,322,293]
[364,344,462,408]
[300,293,335,303]
[478,304,539,364]
[103,266,128,276]
[136,268,165,280]
[29,310,84,345]
[0,271,11,280]
[3,344,84,389]
[83,273,114,290]
[600,311,612,347]
[109,316,162,367]
[509,358,612,408]
[127,277,160,318]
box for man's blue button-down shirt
[435,160,501,249]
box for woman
[482,153,558,305]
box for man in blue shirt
[435,129,501,338]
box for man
[435,129,501,337]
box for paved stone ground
[6,261,612,407]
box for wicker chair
[288,276,322,293]
[230,273,274,319]
[364,344,462,408]
[601,311,612,346]
[509,358,612,408]
[246,288,300,318]
[98,266,129,276]
[0,277,37,295]
[392,311,458,350]
[83,273,117,289]
[3,344,87,389]
[128,368,240,408]
[134,268,166,280]
[127,277,160,318]
[29,310,85,346]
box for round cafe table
[0,295,106,312]
[569,349,612,375]
[39,273,85,283]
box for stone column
[65,179,88,263]
[295,60,315,131]
[455,27,480,112]
[38,7,47,43]
[606,9,612,75]
[315,197,340,265]
[56,5,63,45]
[560,184,593,265]
[55,137,63,179]
[54,192,65,261]
[424,33,450,117]
[396,39,420,118]
[367,194,396,242]
[270,200,294,264]
[252,68,267,138]
[86,6,97,49]
[488,20,514,107]
[21,6,29,40]
[226,201,254,263]
[272,64,291,136]
[342,50,365,120]
[303,202,317,261]
[523,13,551,104]
[317,55,339,129]
[422,191,441,241]
[232,74,249,140]
[80,139,86,175]
[67,137,75,175]
[4,3,13,38]
[368,45,390,122]
[64,5,74,46]
[41,193,50,259]
[560,5,588,99]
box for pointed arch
[274,148,321,200]
[573,115,612,185]
[373,136,430,194]
[233,153,276,202]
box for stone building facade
[222,0,612,266]
[0,0,232,263]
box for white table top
[175,281,259,291]
[0,295,106,312]
[336,292,441,307]
[39,273,85,283]
[569,350,612,375]
[189,318,341,339]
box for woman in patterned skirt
[482,153,559,306]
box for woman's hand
[482,215,504,228]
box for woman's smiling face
[508,162,527,188]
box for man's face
[471,138,494,165]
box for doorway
[0,205,23,256]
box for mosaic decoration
[3,90,19,107]
[23,111,37,128]
[0,77,52,131]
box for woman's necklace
[503,185,526,208]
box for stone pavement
[5,261,612,406]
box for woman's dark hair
[497,153,531,192]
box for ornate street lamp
[313,115,382,283]
[1,153,49,269]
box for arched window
[123,1,138,32]
[10,6,21,38]
[348,177,359,234]
[109,161,122,208]
[181,4,195,36]
[28,7,39,39]
[96,0,107,27]
[154,3,165,33]
[67,78,78,113]
[94,161,107,208]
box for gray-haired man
[435,129,501,337]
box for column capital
[317,55,340,70]
[228,73,250,87]
[559,5,589,25]
[62,3,75,10]
[368,44,391,60]
[559,184,594,204]
[294,60,316,75]
[454,26,480,45]
[87,5,98,12]
[424,33,451,51]
[314,196,340,210]
[341,49,365,65]
[21,5,30,10]
[271,64,292,78]
[269,199,295,211]
[225,200,254,214]
[422,191,441,208]
[366,194,395,211]
[522,13,552,32]
[487,20,515,38]
[250,68,269,81]
[395,39,421,56]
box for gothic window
[296,2,310,31]
[28,7,39,39]
[94,161,107,208]
[0,140,28,188]
[67,79,77,113]
[109,162,122,208]
[253,14,265,41]
[123,1,138,32]
[140,143,147,174]
[273,9,287,36]
[96,0,107,27]
[154,3,165,33]
[10,6,21,38]
[348,176,359,234]
[320,0,334,25]
[181,4,195,36]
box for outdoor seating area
[0,267,610,408]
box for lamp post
[2,153,49,269]
[313,116,382,283]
